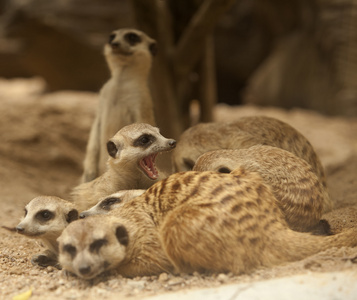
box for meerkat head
[104,28,157,71]
[79,189,145,218]
[58,215,129,280]
[193,150,240,173]
[16,196,78,241]
[106,123,176,180]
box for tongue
[140,154,159,180]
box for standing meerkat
[83,28,157,182]
[16,196,78,268]
[79,189,145,218]
[58,170,357,279]
[172,116,327,189]
[193,146,332,229]
[72,123,176,212]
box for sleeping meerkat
[193,146,332,230]
[82,28,157,182]
[79,189,145,218]
[172,116,327,190]
[16,196,78,268]
[59,170,357,279]
[72,123,176,212]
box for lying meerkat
[193,146,332,229]
[16,196,78,268]
[83,28,157,182]
[72,123,176,212]
[172,116,327,189]
[58,214,174,279]
[58,170,357,279]
[79,189,145,218]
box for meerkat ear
[149,42,158,56]
[107,141,119,158]
[115,225,129,246]
[66,209,79,223]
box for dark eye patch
[90,239,108,253]
[63,244,77,259]
[35,210,54,222]
[124,32,142,45]
[133,134,156,148]
[100,197,122,211]
[108,33,116,44]
[218,167,231,173]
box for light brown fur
[193,146,332,230]
[16,196,78,267]
[59,171,356,278]
[82,28,157,182]
[72,123,176,212]
[79,189,145,218]
[172,116,327,190]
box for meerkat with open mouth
[72,123,176,211]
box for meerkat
[16,196,78,268]
[58,214,174,280]
[193,146,332,229]
[79,189,145,218]
[72,123,176,212]
[172,116,327,190]
[58,170,357,279]
[82,28,157,183]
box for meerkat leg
[31,249,60,269]
[82,116,101,182]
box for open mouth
[139,153,159,180]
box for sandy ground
[0,78,356,299]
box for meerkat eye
[100,197,122,210]
[134,134,155,147]
[218,167,231,173]
[63,244,77,258]
[124,32,142,45]
[24,209,28,217]
[90,239,108,253]
[108,33,116,44]
[35,210,54,222]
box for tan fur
[16,196,78,267]
[57,214,173,280]
[172,116,327,190]
[59,171,356,278]
[193,146,332,229]
[82,28,157,182]
[79,189,145,218]
[72,123,176,212]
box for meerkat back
[172,116,327,190]
[193,146,332,229]
[82,28,157,182]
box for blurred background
[0,0,356,137]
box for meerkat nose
[79,265,91,276]
[111,42,120,49]
[16,226,24,233]
[169,140,177,148]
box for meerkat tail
[271,227,357,263]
